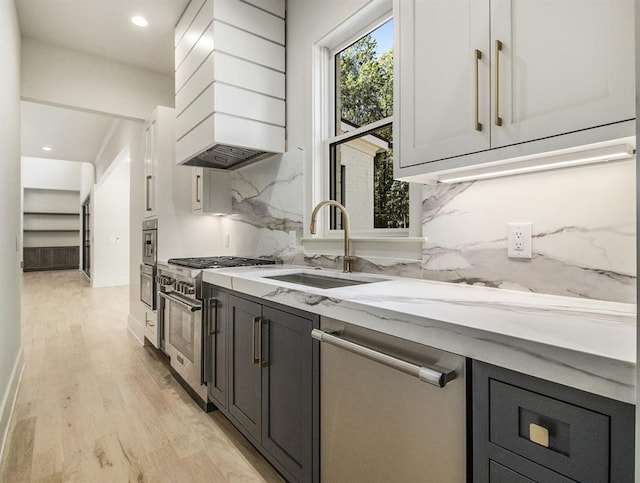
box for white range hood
[174,0,286,169]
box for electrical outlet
[507,222,532,259]
[224,233,230,248]
[288,230,296,248]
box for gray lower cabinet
[472,360,635,482]
[228,295,263,441]
[203,286,227,410]
[203,285,319,483]
[23,246,79,271]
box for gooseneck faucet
[310,200,356,273]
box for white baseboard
[128,314,145,345]
[0,348,24,464]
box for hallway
[0,271,282,482]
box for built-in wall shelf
[23,188,80,271]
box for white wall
[0,0,23,462]
[92,157,130,287]
[80,162,94,203]
[95,119,143,183]
[21,37,174,120]
[128,123,146,342]
[22,157,81,190]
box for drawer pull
[529,423,549,448]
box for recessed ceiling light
[131,16,148,27]
[42,146,52,151]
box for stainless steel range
[157,256,275,411]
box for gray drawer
[489,460,534,483]
[489,379,609,482]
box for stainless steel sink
[264,271,386,289]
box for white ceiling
[17,0,189,166]
[16,0,189,74]
[21,101,117,163]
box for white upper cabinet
[191,167,231,215]
[490,0,635,148]
[396,0,491,165]
[143,116,157,218]
[394,0,635,181]
[144,106,176,219]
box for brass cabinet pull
[259,318,267,367]
[252,316,261,365]
[145,175,152,211]
[494,39,503,126]
[195,174,201,203]
[529,423,550,447]
[474,49,483,132]
[208,298,217,336]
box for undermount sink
[264,271,387,289]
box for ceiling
[16,0,189,74]
[21,102,117,163]
[16,0,190,166]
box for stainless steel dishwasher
[313,317,467,483]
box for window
[327,18,409,233]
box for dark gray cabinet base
[203,285,320,483]
[472,360,635,482]
[23,246,79,271]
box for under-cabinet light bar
[437,144,635,184]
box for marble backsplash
[421,160,636,303]
[222,153,304,261]
[221,151,635,304]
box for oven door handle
[158,292,201,312]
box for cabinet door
[23,248,40,271]
[491,0,635,148]
[66,246,79,268]
[144,118,156,217]
[261,306,316,483]
[206,289,228,409]
[228,295,262,442]
[396,0,490,168]
[192,167,203,213]
[40,247,54,269]
[50,247,68,269]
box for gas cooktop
[167,256,276,270]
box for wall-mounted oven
[140,263,156,309]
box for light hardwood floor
[0,270,283,483]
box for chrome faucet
[310,200,356,273]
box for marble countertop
[202,265,637,404]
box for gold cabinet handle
[259,318,267,368]
[208,298,217,335]
[252,316,260,365]
[195,174,201,203]
[494,39,503,127]
[474,49,483,132]
[529,423,549,448]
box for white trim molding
[127,313,145,345]
[0,348,24,464]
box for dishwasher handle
[311,329,456,388]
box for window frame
[322,10,408,238]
